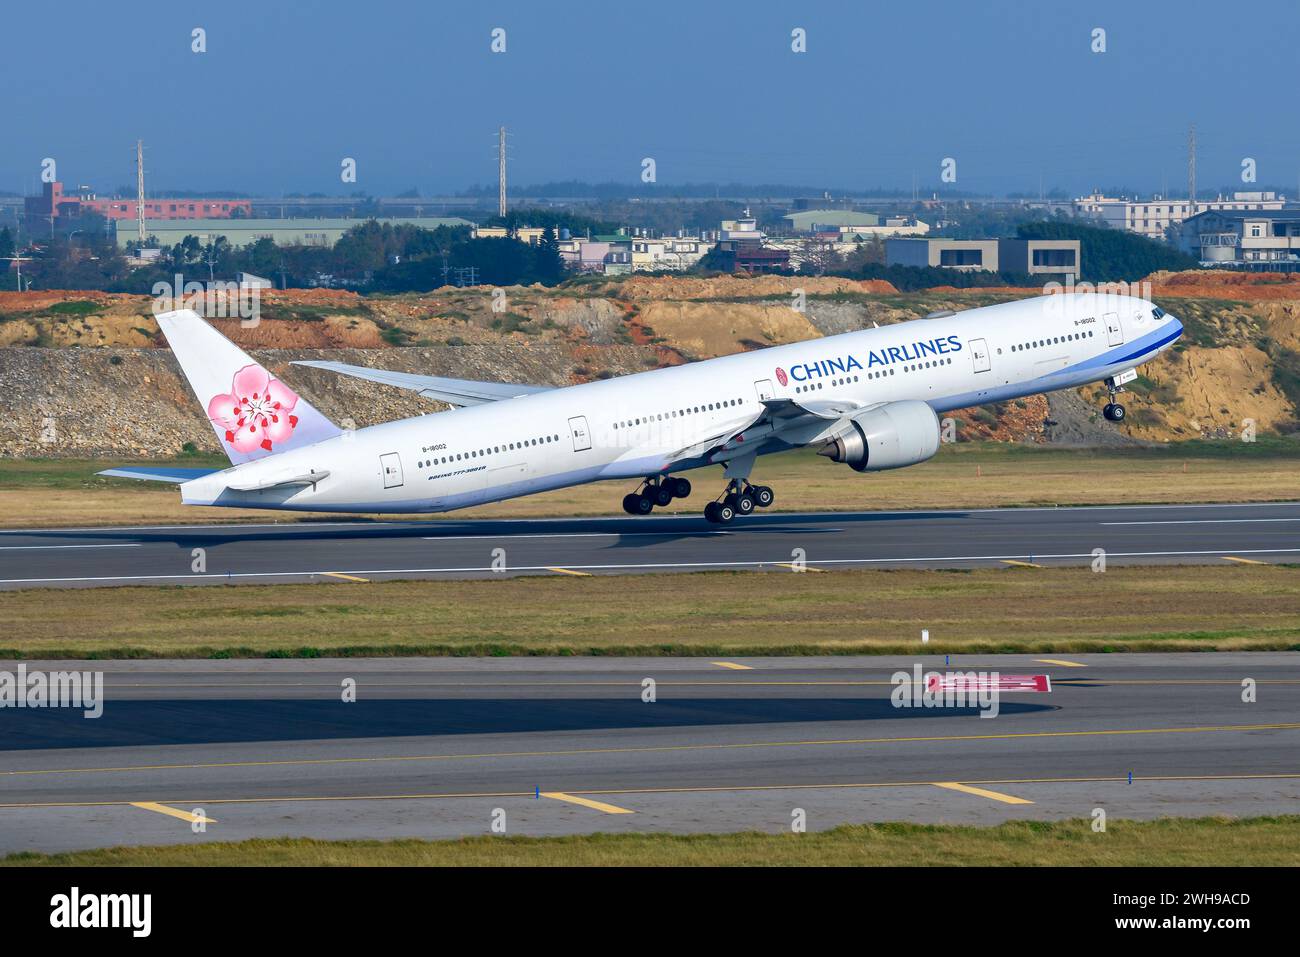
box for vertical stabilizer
[155,309,342,464]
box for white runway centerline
[0,543,142,551]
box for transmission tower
[136,140,147,247]
[498,126,507,218]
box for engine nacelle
[817,400,941,472]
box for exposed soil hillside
[1,271,1297,457]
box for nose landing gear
[1101,376,1127,423]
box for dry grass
[1,564,1295,658]
[2,443,1298,529]
[5,817,1298,867]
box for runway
[0,653,1297,854]
[2,501,1299,588]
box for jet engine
[817,400,941,472]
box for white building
[1073,190,1286,240]
[1177,209,1300,270]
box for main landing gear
[622,475,692,515]
[703,479,775,524]
[1102,376,1127,423]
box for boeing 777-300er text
[103,292,1183,523]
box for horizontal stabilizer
[226,470,330,492]
[292,360,551,407]
[98,466,222,484]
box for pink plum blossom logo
[207,364,299,454]
[775,367,788,387]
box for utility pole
[498,125,507,218]
[136,139,147,247]
[3,252,32,291]
[1187,123,1197,213]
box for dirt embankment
[1,271,1298,456]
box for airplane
[102,291,1183,523]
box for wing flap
[292,360,551,407]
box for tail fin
[156,309,343,464]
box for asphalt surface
[2,501,1299,588]
[0,653,1296,854]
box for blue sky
[2,0,1296,197]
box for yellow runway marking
[544,566,591,576]
[1223,555,1269,565]
[8,772,1298,812]
[771,562,824,572]
[934,782,1034,805]
[4,723,1296,779]
[129,802,216,824]
[711,661,753,670]
[321,571,369,583]
[540,792,634,814]
[1001,560,1041,568]
[1036,658,1087,668]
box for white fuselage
[180,292,1183,513]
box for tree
[796,238,841,276]
[1016,221,1199,282]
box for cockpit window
[1152,307,1165,320]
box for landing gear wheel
[704,501,734,524]
[1103,402,1126,423]
[622,493,642,515]
[733,493,756,516]
[634,493,654,515]
[752,485,774,508]
[670,477,692,499]
[653,484,674,507]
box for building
[783,209,881,233]
[113,216,472,249]
[1072,190,1286,240]
[886,237,1081,276]
[1176,209,1300,271]
[26,182,252,227]
[710,211,790,273]
[472,225,547,244]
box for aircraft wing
[292,360,553,407]
[759,396,861,422]
[666,396,867,464]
